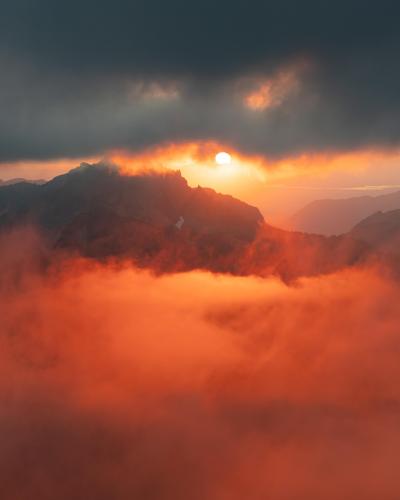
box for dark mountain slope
[0,162,371,279]
[0,162,263,239]
[350,209,400,256]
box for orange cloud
[243,61,308,111]
[111,142,400,181]
[109,142,400,198]
[109,141,268,198]
[2,132,400,192]
[1,229,400,498]
[244,69,300,111]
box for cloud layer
[2,228,400,499]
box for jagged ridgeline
[0,162,372,279]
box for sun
[215,152,232,166]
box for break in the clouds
[1,0,400,162]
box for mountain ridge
[0,162,371,280]
[291,189,400,235]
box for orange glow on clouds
[109,142,400,223]
[244,64,304,111]
[111,142,400,189]
[3,140,400,225]
[3,228,400,498]
[2,120,400,199]
[245,82,275,110]
[110,142,268,196]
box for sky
[2,0,400,218]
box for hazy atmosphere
[2,1,400,499]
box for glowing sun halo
[215,152,232,166]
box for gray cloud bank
[1,0,400,162]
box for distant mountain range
[291,190,400,235]
[0,178,45,187]
[350,209,400,256]
[0,162,392,280]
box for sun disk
[215,152,232,165]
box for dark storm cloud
[1,0,400,162]
[1,0,397,77]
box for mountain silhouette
[350,209,400,257]
[291,190,400,235]
[0,162,370,279]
